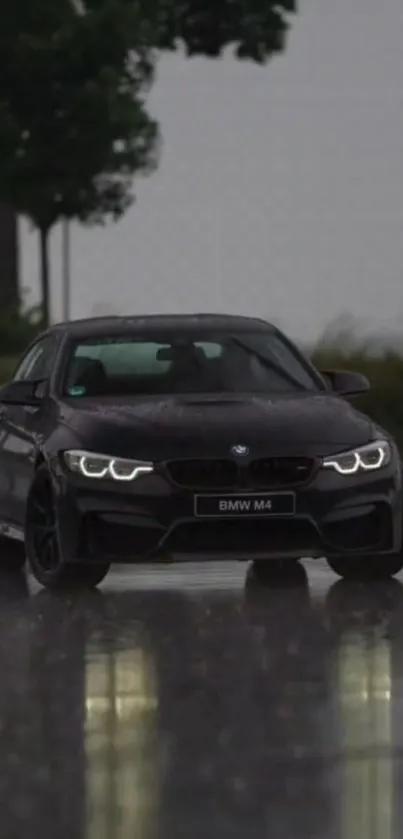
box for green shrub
[0,303,43,356]
[0,356,18,383]
[0,299,43,384]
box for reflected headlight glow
[322,440,391,475]
[63,450,154,481]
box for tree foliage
[0,0,296,232]
[84,0,296,63]
[153,0,296,62]
[0,0,159,323]
[0,1,159,229]
[0,0,296,325]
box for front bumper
[52,458,402,563]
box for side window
[13,337,57,383]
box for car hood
[61,392,376,460]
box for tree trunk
[39,226,50,327]
[0,204,20,312]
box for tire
[327,552,403,581]
[249,558,305,586]
[0,535,26,572]
[25,464,110,591]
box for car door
[0,336,58,526]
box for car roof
[43,313,276,340]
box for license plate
[194,492,295,518]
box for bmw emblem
[231,444,249,457]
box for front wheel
[25,464,110,591]
[327,552,403,581]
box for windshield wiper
[230,337,307,391]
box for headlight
[322,440,391,475]
[63,450,154,481]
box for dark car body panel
[58,392,374,460]
[52,463,401,564]
[0,313,400,564]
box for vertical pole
[62,219,71,321]
[215,203,221,293]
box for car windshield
[63,330,322,397]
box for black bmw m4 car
[0,312,401,590]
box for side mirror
[0,379,45,406]
[320,369,370,397]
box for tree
[84,0,296,63]
[0,0,159,326]
[0,0,296,326]
[152,0,296,62]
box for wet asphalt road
[0,559,402,839]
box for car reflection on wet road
[0,560,402,839]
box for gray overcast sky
[20,0,403,341]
